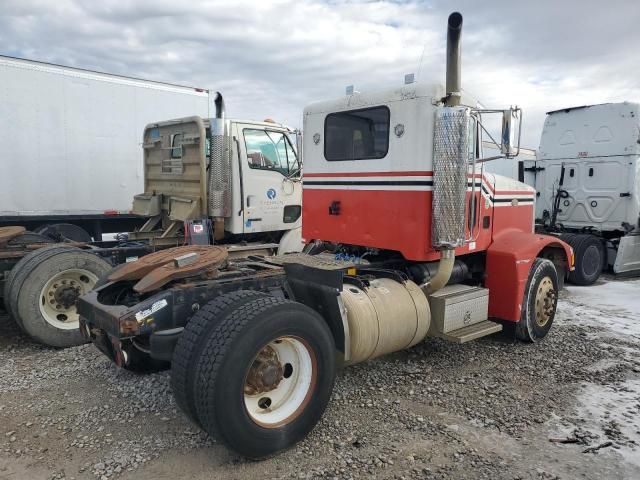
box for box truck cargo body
[0,55,210,237]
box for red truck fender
[485,230,574,322]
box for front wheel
[516,258,559,342]
[193,296,336,458]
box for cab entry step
[439,320,503,343]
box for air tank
[340,278,431,364]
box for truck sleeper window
[244,129,299,176]
[324,106,390,161]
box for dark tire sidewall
[567,235,604,286]
[4,245,76,327]
[200,302,335,458]
[518,258,559,342]
[171,290,268,427]
[16,250,111,347]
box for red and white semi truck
[78,12,573,458]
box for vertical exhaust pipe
[445,12,463,107]
[214,91,225,119]
[423,12,465,295]
[209,92,231,240]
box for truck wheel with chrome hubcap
[516,258,559,342]
[194,296,335,458]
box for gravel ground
[1,276,639,480]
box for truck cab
[302,83,536,263]
[523,103,640,280]
[526,102,640,233]
[132,115,303,253]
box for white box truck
[522,102,640,284]
[0,54,211,238]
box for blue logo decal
[266,188,277,200]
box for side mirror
[294,130,303,164]
[501,107,522,157]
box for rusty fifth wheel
[192,296,335,458]
[516,258,559,342]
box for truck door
[234,124,302,234]
[578,158,632,228]
[543,159,631,229]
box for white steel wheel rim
[38,269,99,330]
[244,336,316,428]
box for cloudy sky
[2,0,639,147]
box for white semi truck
[522,102,640,284]
[0,54,212,239]
[1,88,303,348]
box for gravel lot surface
[1,276,639,480]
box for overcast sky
[2,0,639,147]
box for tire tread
[170,290,268,426]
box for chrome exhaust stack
[208,92,232,239]
[445,12,463,107]
[424,12,468,295]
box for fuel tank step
[438,320,502,343]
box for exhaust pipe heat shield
[432,106,469,249]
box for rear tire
[567,234,604,286]
[194,296,336,458]
[6,246,111,347]
[4,245,76,327]
[516,258,559,342]
[170,290,268,426]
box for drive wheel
[4,245,76,328]
[170,290,268,426]
[194,296,336,458]
[516,258,559,342]
[567,234,604,285]
[6,246,111,347]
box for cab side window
[244,129,299,176]
[324,106,390,161]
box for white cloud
[1,0,639,147]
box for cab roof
[304,83,479,115]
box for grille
[432,107,469,248]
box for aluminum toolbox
[428,284,489,334]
